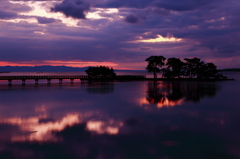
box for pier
[0,75,146,85]
[0,75,89,85]
[1,75,229,85]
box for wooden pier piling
[0,75,146,85]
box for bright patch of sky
[3,17,38,24]
[7,1,120,27]
[129,34,183,43]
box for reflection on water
[0,114,80,142]
[0,79,239,159]
[140,81,220,109]
[140,97,183,109]
[0,113,122,143]
[87,120,122,135]
[86,82,114,94]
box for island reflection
[86,82,114,94]
[140,81,220,109]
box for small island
[85,56,233,81]
[145,56,232,80]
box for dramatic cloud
[0,0,240,69]
[36,16,59,24]
[0,1,33,20]
[124,14,139,24]
[0,1,32,11]
[0,10,17,19]
[51,0,90,19]
[95,0,154,9]
[153,0,211,11]
[128,34,183,43]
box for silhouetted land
[145,56,230,80]
[144,78,234,81]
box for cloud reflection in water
[0,113,123,142]
[0,114,80,142]
[87,120,122,135]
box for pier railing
[0,75,89,80]
[0,75,146,84]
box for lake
[0,72,239,159]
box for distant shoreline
[143,78,235,81]
[219,68,240,72]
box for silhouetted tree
[184,57,203,78]
[164,58,184,78]
[145,56,226,79]
[85,66,116,78]
[145,56,166,79]
[201,63,218,78]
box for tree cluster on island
[85,66,116,78]
[146,56,226,79]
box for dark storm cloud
[51,0,90,19]
[95,0,218,11]
[124,14,139,24]
[146,7,170,16]
[153,0,211,11]
[95,0,154,9]
[0,10,17,19]
[36,17,59,24]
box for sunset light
[130,34,183,43]
[0,0,239,158]
[0,60,118,68]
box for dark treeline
[146,56,227,79]
[85,66,116,78]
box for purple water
[0,71,239,159]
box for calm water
[0,72,239,159]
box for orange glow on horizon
[0,60,139,70]
[0,60,117,67]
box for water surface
[0,72,239,159]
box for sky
[0,0,240,70]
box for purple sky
[0,0,240,69]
